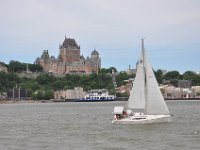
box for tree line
[0,61,200,100]
[155,69,200,86]
[0,68,118,100]
[0,60,43,72]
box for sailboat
[112,39,171,124]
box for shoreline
[165,98,200,101]
[1,98,200,104]
[0,99,44,104]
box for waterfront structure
[160,85,195,99]
[191,86,200,98]
[178,80,191,88]
[35,37,101,75]
[116,83,132,95]
[54,87,85,100]
[160,85,183,99]
[75,89,115,102]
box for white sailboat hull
[112,114,171,124]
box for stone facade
[35,37,101,75]
[192,86,200,98]
[54,87,85,100]
[160,85,195,99]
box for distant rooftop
[60,36,80,49]
[91,49,99,55]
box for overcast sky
[0,0,199,73]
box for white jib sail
[127,50,145,110]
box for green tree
[36,73,55,85]
[52,80,66,90]
[106,67,117,74]
[8,61,26,72]
[0,61,8,68]
[116,92,129,97]
[99,67,117,74]
[183,71,200,86]
[154,69,163,84]
[116,72,129,86]
[37,91,44,100]
[98,68,107,74]
[44,90,54,99]
[163,71,182,80]
[29,64,43,72]
[183,71,196,80]
[31,82,42,91]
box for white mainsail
[128,39,170,115]
[144,48,170,115]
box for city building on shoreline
[35,36,101,75]
[54,87,85,100]
[160,85,200,99]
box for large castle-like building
[35,37,101,75]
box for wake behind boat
[112,39,171,124]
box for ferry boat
[73,89,115,102]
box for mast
[141,38,146,85]
[142,38,148,114]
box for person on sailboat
[122,110,127,117]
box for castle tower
[91,49,99,59]
[89,49,101,73]
[59,37,80,63]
